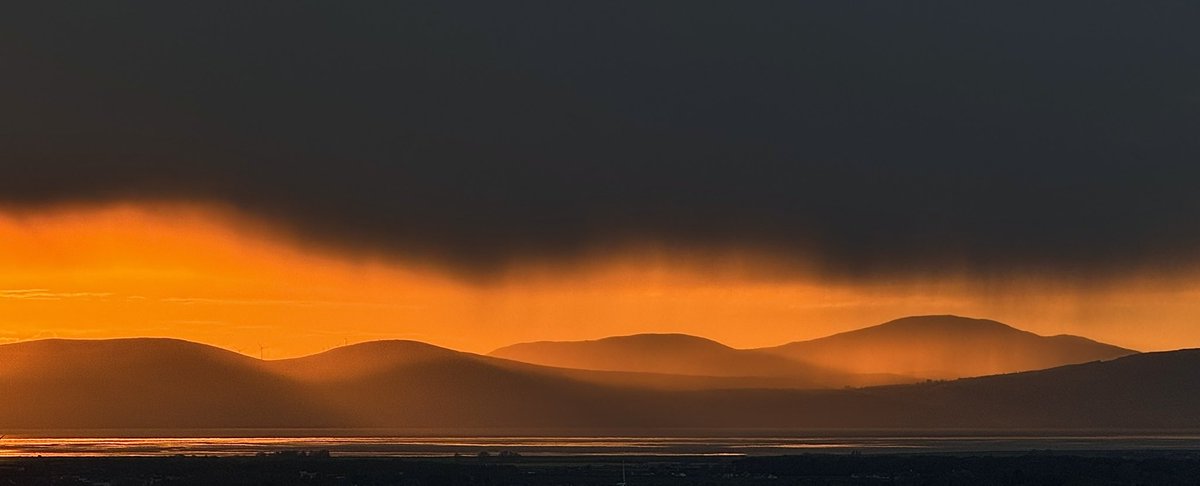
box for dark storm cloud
[2,1,1199,277]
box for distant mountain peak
[322,339,457,355]
[565,333,731,348]
[488,332,904,386]
[0,337,252,362]
[759,315,1136,379]
[885,314,1006,325]
[857,315,1022,334]
[264,339,463,381]
[503,333,729,348]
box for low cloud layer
[3,2,1199,278]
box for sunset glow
[1,202,1195,358]
[7,2,1200,479]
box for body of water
[2,434,1200,457]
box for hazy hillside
[1,337,1193,431]
[490,333,906,387]
[0,339,637,429]
[759,315,1136,379]
[603,348,1200,430]
[866,348,1200,429]
[264,340,467,381]
[0,339,339,429]
[266,339,832,393]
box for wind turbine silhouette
[257,343,267,360]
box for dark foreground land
[5,452,1200,486]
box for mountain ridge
[489,332,907,387]
[758,315,1136,379]
[0,335,1194,431]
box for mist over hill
[759,315,1136,379]
[491,316,1134,383]
[0,339,340,429]
[490,333,907,388]
[0,327,1193,432]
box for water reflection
[2,435,1199,457]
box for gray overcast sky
[3,1,1199,279]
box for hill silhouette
[267,339,834,393]
[0,338,339,429]
[0,339,642,429]
[266,341,625,428]
[490,333,907,387]
[759,315,1136,379]
[1,336,1192,431]
[864,348,1200,428]
[265,340,466,380]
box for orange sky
[1,202,1198,358]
